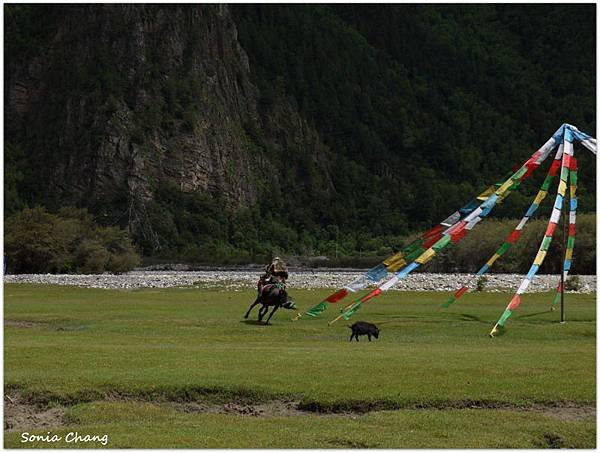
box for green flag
[305,301,329,317]
[497,309,513,326]
[552,292,561,305]
[441,296,456,308]
[342,301,363,320]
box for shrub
[76,240,110,274]
[107,250,140,274]
[476,276,488,292]
[564,275,581,291]
[5,206,140,274]
[5,207,61,273]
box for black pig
[348,321,380,342]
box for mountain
[4,4,596,261]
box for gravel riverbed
[4,271,596,293]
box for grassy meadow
[4,284,596,448]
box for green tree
[5,207,140,274]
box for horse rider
[258,256,287,290]
[257,256,294,309]
[265,256,288,282]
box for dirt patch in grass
[536,432,567,448]
[527,404,596,422]
[4,388,595,430]
[4,393,67,432]
[299,398,597,420]
[166,399,351,417]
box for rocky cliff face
[7,4,594,260]
[5,4,332,246]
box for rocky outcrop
[5,4,332,239]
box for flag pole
[560,197,566,324]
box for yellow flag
[415,248,436,265]
[533,190,547,205]
[533,250,547,266]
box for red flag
[548,159,562,176]
[326,288,348,303]
[423,233,442,249]
[422,224,443,240]
[361,288,382,303]
[523,162,539,178]
[545,222,557,237]
[455,286,468,298]
[507,295,521,311]
[570,157,578,170]
[507,230,522,244]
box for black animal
[348,321,380,342]
[244,285,295,325]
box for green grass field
[4,284,596,448]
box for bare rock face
[7,5,258,204]
[5,4,332,237]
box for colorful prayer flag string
[333,125,596,329]
[551,156,578,307]
[442,146,564,309]
[295,124,595,334]
[294,189,492,320]
[300,136,555,322]
[331,125,569,325]
[489,125,592,336]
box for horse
[244,283,295,325]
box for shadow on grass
[514,310,553,320]
[455,313,489,324]
[240,320,270,326]
[365,312,491,326]
[370,314,427,320]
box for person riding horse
[257,256,294,309]
[258,256,288,289]
[245,257,295,323]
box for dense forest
[4,4,596,271]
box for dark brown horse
[244,284,295,324]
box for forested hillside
[4,4,596,269]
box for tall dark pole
[560,194,566,323]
